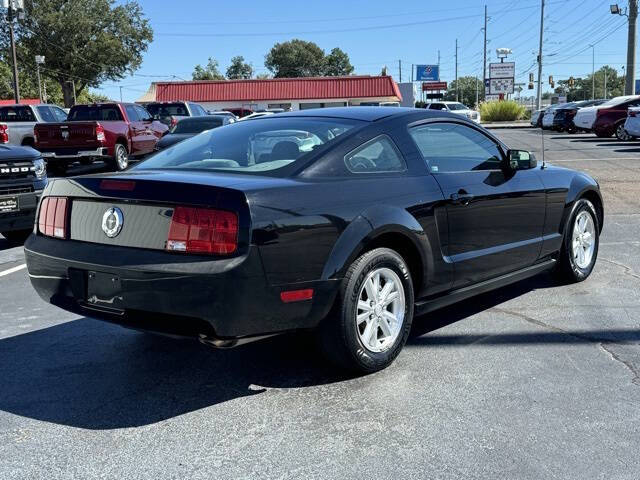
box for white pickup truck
[0,104,68,147]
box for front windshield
[135,116,363,175]
[447,103,468,111]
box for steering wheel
[350,156,377,171]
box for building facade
[137,76,402,111]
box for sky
[98,0,636,102]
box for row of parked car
[0,101,269,175]
[531,95,640,140]
[1,99,264,243]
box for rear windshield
[172,118,223,134]
[135,117,362,175]
[447,103,469,111]
[146,103,189,117]
[600,96,638,107]
[0,106,36,122]
[68,105,123,121]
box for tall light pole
[611,2,638,94]
[35,55,45,103]
[536,0,545,110]
[455,38,459,101]
[590,44,595,100]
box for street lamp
[610,4,627,16]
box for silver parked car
[0,104,68,147]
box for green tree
[265,39,326,77]
[444,76,483,107]
[8,0,153,107]
[192,57,225,80]
[0,59,110,105]
[323,48,354,76]
[555,66,623,101]
[225,56,252,79]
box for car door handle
[449,192,474,205]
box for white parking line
[0,263,27,277]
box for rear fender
[321,205,431,286]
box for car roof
[272,106,434,122]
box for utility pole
[536,0,545,110]
[399,59,402,83]
[437,50,440,67]
[483,5,488,98]
[455,39,459,101]
[7,5,20,104]
[411,63,414,82]
[590,44,595,100]
[625,0,638,94]
[475,76,479,107]
[604,68,607,99]
[120,86,123,102]
[67,80,76,105]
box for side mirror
[506,150,537,170]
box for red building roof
[0,99,41,106]
[154,76,402,102]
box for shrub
[479,100,526,122]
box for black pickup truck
[0,145,47,243]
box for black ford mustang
[25,107,603,373]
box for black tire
[1,229,31,245]
[615,122,631,141]
[110,143,129,171]
[317,247,414,373]
[555,199,600,283]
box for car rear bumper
[0,189,42,233]
[40,147,109,161]
[24,235,338,339]
[624,118,640,137]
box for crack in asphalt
[600,257,640,281]
[598,343,640,387]
[491,307,640,388]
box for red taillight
[280,289,314,303]
[170,117,178,128]
[38,197,68,239]
[95,123,106,142]
[167,206,238,255]
[0,124,8,143]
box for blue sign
[416,65,439,82]
[636,79,640,94]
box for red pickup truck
[34,102,168,172]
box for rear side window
[0,106,36,122]
[190,103,207,116]
[135,105,152,121]
[344,135,406,173]
[173,118,223,134]
[124,105,139,122]
[410,122,503,173]
[68,105,123,121]
[51,106,68,122]
[36,106,56,122]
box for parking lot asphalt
[1,129,639,479]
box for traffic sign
[416,65,440,82]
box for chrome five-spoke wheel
[572,210,596,269]
[356,267,405,353]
